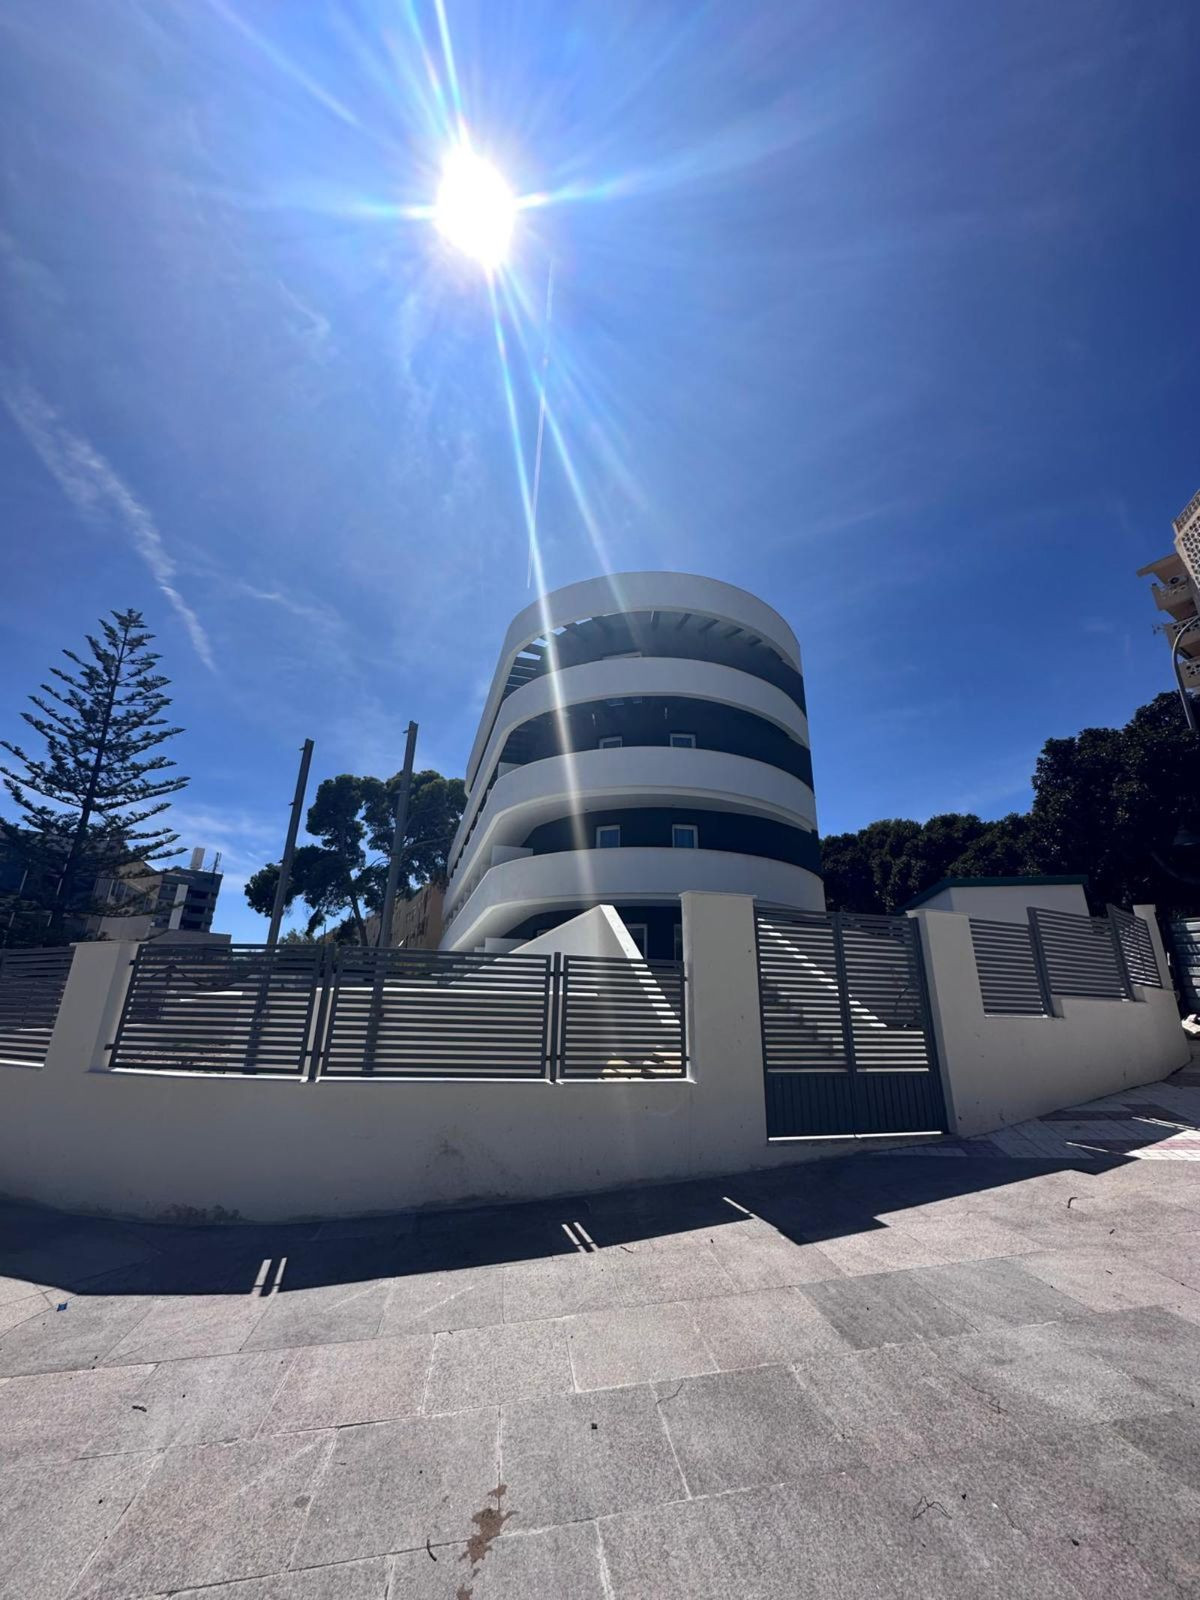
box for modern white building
[440,572,823,956]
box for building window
[672,824,699,849]
[625,922,648,956]
[669,732,696,749]
[598,735,623,750]
[595,824,621,849]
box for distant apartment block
[93,847,223,942]
[1137,487,1200,705]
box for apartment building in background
[1138,487,1200,705]
[93,847,223,942]
[439,571,822,958]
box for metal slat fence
[106,942,687,1081]
[557,955,686,1078]
[755,910,945,1139]
[1167,916,1200,1011]
[1029,908,1132,1001]
[319,948,553,1079]
[109,943,323,1075]
[1108,907,1163,989]
[0,947,75,1067]
[969,919,1051,1015]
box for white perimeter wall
[0,895,1190,1223]
[0,898,836,1223]
[912,907,1190,1137]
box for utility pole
[266,739,314,947]
[377,722,418,948]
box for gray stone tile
[0,1450,156,1600]
[799,1269,974,1349]
[84,1350,298,1454]
[101,1292,271,1364]
[391,1520,607,1598]
[704,1221,841,1289]
[1051,1304,1200,1409]
[501,1255,623,1323]
[0,1292,51,1336]
[153,1557,390,1597]
[242,1281,391,1352]
[892,1211,1042,1262]
[74,1432,335,1598]
[936,1318,1181,1433]
[598,1476,911,1600]
[1115,1407,1200,1495]
[900,1257,1084,1331]
[292,1408,498,1568]
[499,1384,684,1530]
[687,1285,850,1369]
[793,1341,1024,1465]
[1022,1245,1200,1315]
[607,1245,737,1308]
[0,1295,152,1376]
[847,1450,1117,1600]
[425,1319,572,1414]
[810,1222,954,1275]
[377,1266,504,1338]
[0,1274,48,1307]
[0,1228,159,1292]
[809,1337,1024,1465]
[262,1336,432,1433]
[566,1302,716,1392]
[0,1362,154,1467]
[656,1363,860,1495]
[981,1423,1200,1597]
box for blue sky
[1,0,1197,941]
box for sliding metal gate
[756,910,946,1139]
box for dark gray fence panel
[110,943,322,1075]
[0,947,75,1067]
[841,914,945,1135]
[1030,909,1128,1000]
[320,948,552,1079]
[969,919,1050,1015]
[1108,907,1162,989]
[756,910,945,1139]
[1167,916,1200,1011]
[558,955,685,1079]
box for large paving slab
[0,1059,1194,1597]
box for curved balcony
[441,846,825,951]
[448,656,812,871]
[445,746,818,916]
[467,571,804,787]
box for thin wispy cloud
[1,372,216,671]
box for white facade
[1138,489,1200,701]
[441,572,824,954]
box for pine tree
[1,610,189,944]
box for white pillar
[43,941,139,1078]
[680,891,769,1170]
[1131,905,1172,993]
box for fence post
[1105,908,1136,1000]
[546,952,563,1082]
[305,943,336,1082]
[1027,908,1055,1015]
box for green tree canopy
[822,694,1200,914]
[244,768,466,942]
[1,609,188,944]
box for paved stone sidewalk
[0,1061,1197,1598]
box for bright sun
[434,143,516,271]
